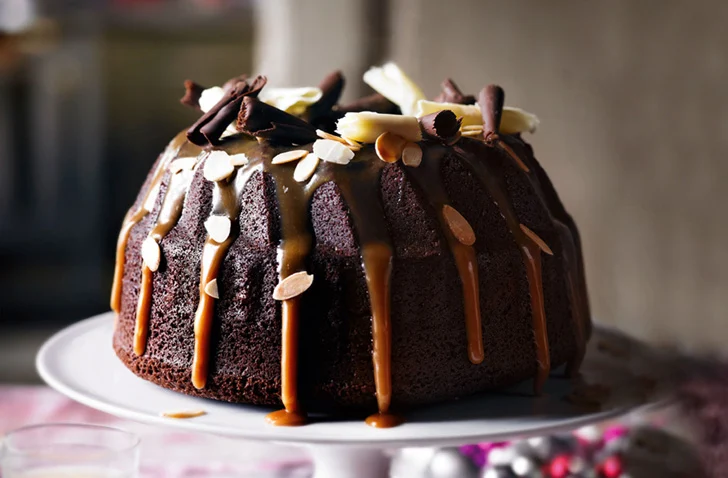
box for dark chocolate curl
[434,78,476,105]
[238,97,318,145]
[479,84,505,137]
[420,110,462,144]
[187,75,267,146]
[254,123,319,145]
[336,93,400,115]
[180,80,205,110]
[309,70,345,117]
[222,74,248,93]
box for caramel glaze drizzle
[264,148,403,428]
[330,161,402,428]
[506,137,588,375]
[191,145,263,389]
[455,140,551,393]
[264,145,315,427]
[404,146,485,366]
[134,144,203,356]
[111,132,189,316]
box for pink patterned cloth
[0,386,310,477]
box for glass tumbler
[0,423,140,478]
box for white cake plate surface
[37,313,668,478]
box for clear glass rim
[2,423,141,456]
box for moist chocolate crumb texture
[110,63,591,428]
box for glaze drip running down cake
[111,63,591,428]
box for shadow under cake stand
[37,313,667,478]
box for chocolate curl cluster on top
[479,84,505,140]
[434,78,476,105]
[420,109,462,145]
[238,97,318,146]
[186,75,267,146]
[308,70,401,130]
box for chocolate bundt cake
[111,64,591,427]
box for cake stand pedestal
[37,313,667,478]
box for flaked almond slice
[229,153,249,166]
[375,132,407,163]
[204,215,231,243]
[142,237,161,272]
[401,142,423,167]
[519,224,554,255]
[315,130,362,151]
[343,136,363,150]
[273,271,314,301]
[316,129,349,145]
[169,157,197,174]
[293,152,320,182]
[203,151,234,182]
[272,149,309,165]
[161,409,207,419]
[442,205,476,246]
[313,139,355,165]
[204,278,219,299]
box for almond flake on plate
[313,139,355,165]
[401,142,423,167]
[203,151,235,182]
[142,237,161,272]
[519,224,553,255]
[375,132,407,163]
[272,149,309,165]
[442,205,476,246]
[273,271,314,301]
[204,279,219,299]
[204,215,231,243]
[168,157,197,174]
[293,153,320,182]
[160,409,207,419]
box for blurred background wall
[0,0,726,381]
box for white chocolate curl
[258,87,323,115]
[414,100,539,135]
[363,63,426,116]
[199,87,224,113]
[336,112,422,144]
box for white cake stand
[36,313,667,478]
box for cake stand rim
[36,312,658,448]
